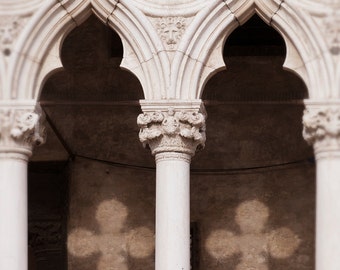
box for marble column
[0,105,45,270]
[137,100,206,270]
[303,103,340,270]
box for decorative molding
[155,151,192,163]
[303,105,340,157]
[132,0,208,17]
[0,0,44,15]
[0,15,31,56]
[0,107,46,157]
[137,107,206,156]
[154,17,187,50]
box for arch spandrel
[0,0,46,100]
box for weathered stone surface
[67,157,315,270]
[28,162,69,270]
[68,157,155,270]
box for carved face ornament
[157,17,186,50]
[161,23,180,45]
[324,15,340,55]
[0,18,19,55]
[161,114,180,135]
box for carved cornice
[303,105,340,157]
[137,107,206,156]
[0,107,46,158]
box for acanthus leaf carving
[0,108,46,156]
[137,108,206,156]
[303,106,340,156]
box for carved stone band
[137,108,206,156]
[303,105,340,158]
[0,107,46,159]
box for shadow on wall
[206,200,300,270]
[68,198,154,270]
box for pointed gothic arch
[7,0,168,102]
[174,0,330,100]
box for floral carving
[156,17,186,50]
[0,108,46,154]
[303,107,340,154]
[137,108,206,155]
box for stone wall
[68,157,315,270]
[28,162,69,270]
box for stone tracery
[0,0,339,270]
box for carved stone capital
[137,107,206,156]
[303,105,340,157]
[0,107,46,159]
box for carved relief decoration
[0,15,30,56]
[323,14,340,55]
[0,109,46,153]
[303,106,340,154]
[137,108,206,155]
[155,17,186,50]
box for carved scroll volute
[137,108,206,156]
[0,108,46,158]
[303,106,340,157]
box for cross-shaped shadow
[206,199,300,270]
[68,199,154,270]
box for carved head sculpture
[157,17,186,50]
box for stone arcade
[0,0,339,270]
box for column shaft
[303,104,340,270]
[0,156,28,270]
[137,101,206,270]
[155,153,191,270]
[316,155,340,270]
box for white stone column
[303,103,340,270]
[137,100,206,270]
[0,105,45,270]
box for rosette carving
[303,107,340,155]
[137,108,206,155]
[0,108,46,156]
